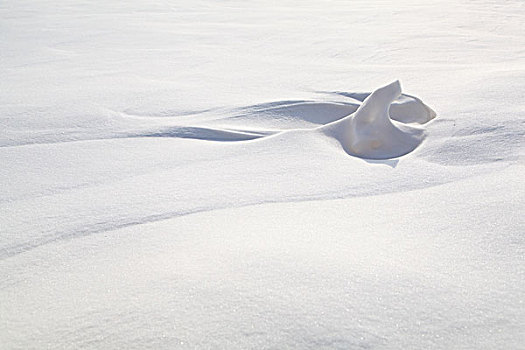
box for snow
[1,0,524,349]
[320,80,434,159]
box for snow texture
[1,0,524,349]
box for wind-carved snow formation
[132,80,435,161]
[139,80,436,160]
[321,80,436,159]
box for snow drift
[132,80,437,161]
[129,80,437,161]
[2,0,524,349]
[321,80,435,159]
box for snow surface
[1,0,524,349]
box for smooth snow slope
[2,164,523,349]
[1,0,524,349]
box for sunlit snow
[1,0,524,349]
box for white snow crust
[1,0,524,349]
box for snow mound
[321,81,435,159]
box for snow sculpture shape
[321,80,435,159]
